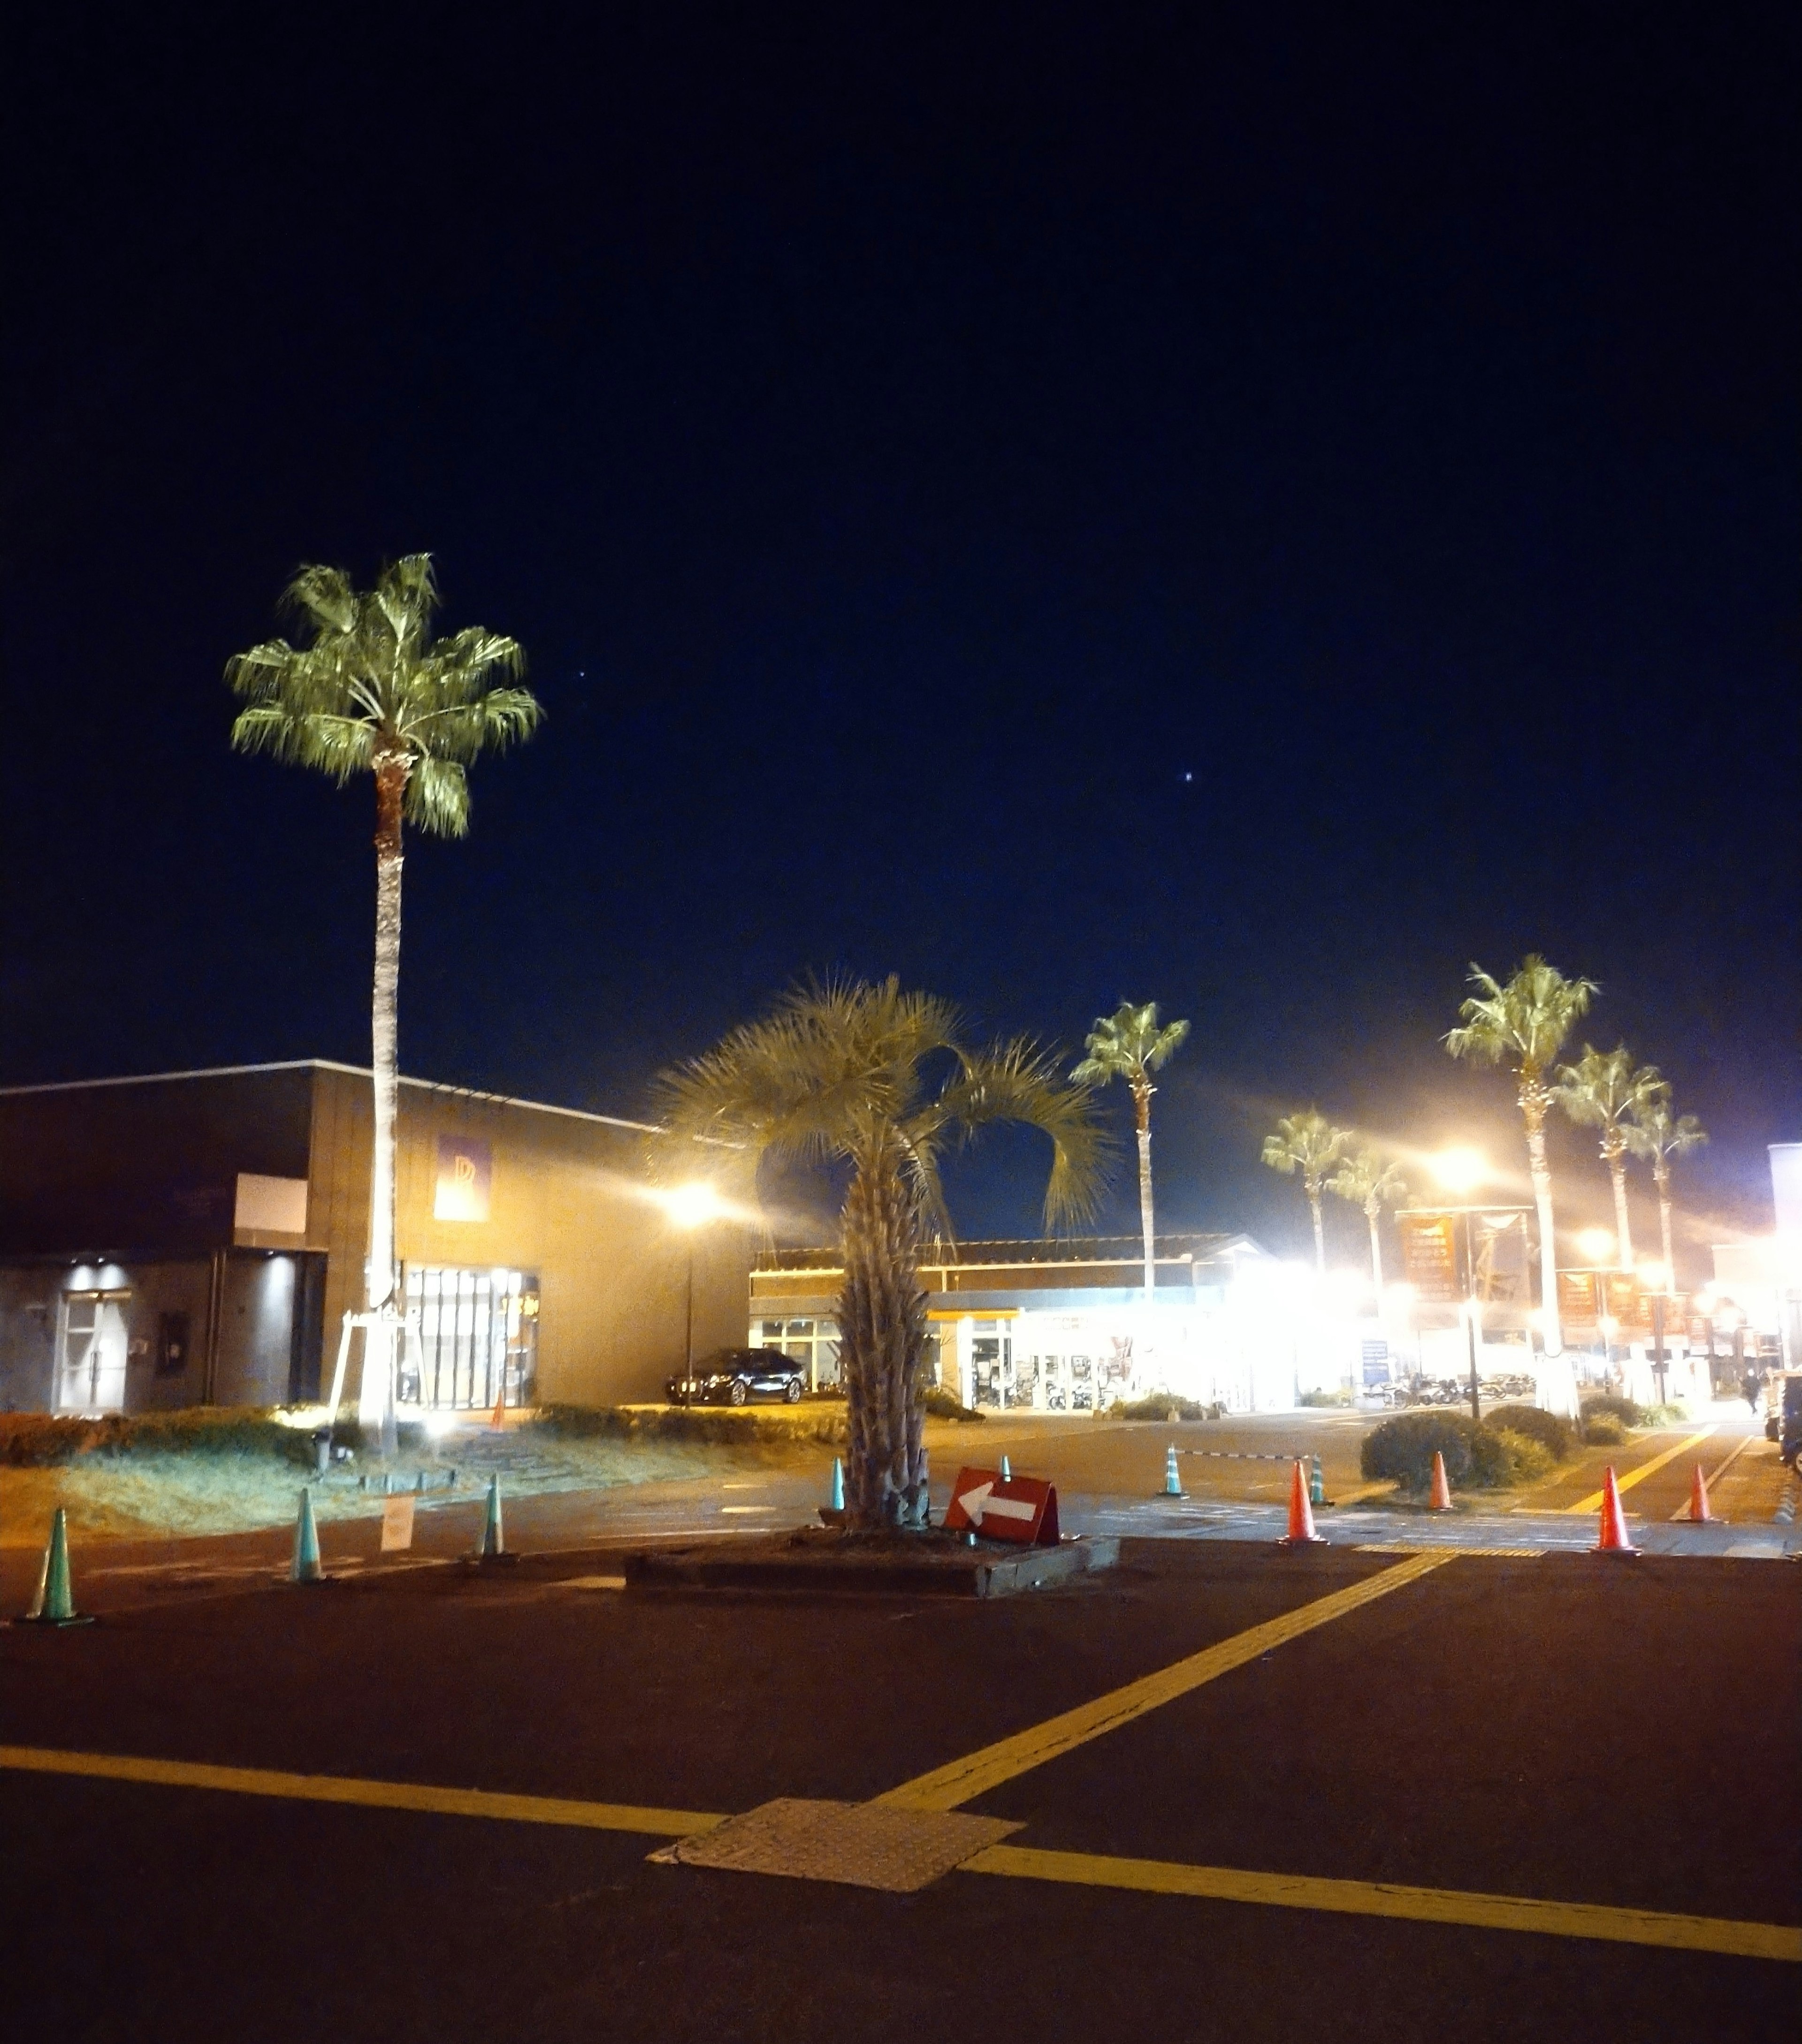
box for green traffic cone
[1309,1455,1326,1506]
[23,1508,92,1626]
[827,1457,845,1511]
[1163,1444,1185,1497]
[290,1487,325,1584]
[1000,1453,1012,1482]
[473,1473,515,1561]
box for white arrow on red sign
[954,1481,1038,1527]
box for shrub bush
[1109,1394,1214,1422]
[532,1401,848,1446]
[1581,1393,1642,1428]
[1483,1404,1575,1461]
[1638,1402,1689,1428]
[1582,1413,1626,1445]
[1299,1388,1352,1408]
[0,1408,315,1468]
[1469,1426,1553,1487]
[922,1385,984,1422]
[1361,1411,1477,1490]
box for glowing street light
[1428,1147,1487,1195]
[661,1183,727,1399]
[1577,1226,1615,1265]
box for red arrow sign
[943,1467,1060,1546]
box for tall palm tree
[227,557,541,1428]
[656,978,1107,1530]
[1624,1094,1707,1286]
[1261,1110,1350,1273]
[1444,956,1596,1357]
[1071,1000,1191,1297]
[1326,1148,1408,1294]
[1551,1045,1668,1272]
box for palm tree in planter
[655,978,1107,1529]
[1071,1000,1191,1297]
[1326,1147,1408,1295]
[228,557,541,1431]
[1624,1093,1707,1287]
[1261,1110,1350,1273]
[1551,1045,1668,1272]
[1444,955,1596,1360]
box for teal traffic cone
[23,1508,92,1625]
[828,1457,845,1511]
[1309,1455,1326,1507]
[1163,1444,1185,1497]
[290,1487,325,1584]
[1000,1453,1012,1482]
[472,1473,515,1561]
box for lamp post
[663,1184,725,1404]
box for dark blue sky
[3,8,1795,1272]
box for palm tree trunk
[1308,1189,1325,1273]
[1367,1206,1383,1293]
[1134,1084,1155,1299]
[837,1152,929,1529]
[1521,1086,1564,1358]
[1655,1160,1674,1283]
[359,756,406,1434]
[1607,1149,1634,1270]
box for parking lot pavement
[2,1536,1794,2043]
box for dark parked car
[666,1348,806,1406]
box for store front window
[753,1317,841,1389]
[401,1266,540,1410]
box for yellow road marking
[0,1746,724,1838]
[1357,1545,1546,1558]
[873,1552,1453,1813]
[8,1743,1792,1961]
[1670,1434,1756,1519]
[1566,1429,1715,1515]
[961,1843,1801,1963]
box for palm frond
[1446,956,1598,1073]
[1071,999,1191,1086]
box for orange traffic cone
[1687,1463,1718,1524]
[1428,1451,1453,1512]
[1594,1465,1638,1554]
[489,1380,507,1432]
[1278,1458,1326,1546]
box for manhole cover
[651,1798,1021,1893]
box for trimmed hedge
[1483,1404,1575,1461]
[1298,1388,1353,1408]
[1583,1413,1626,1445]
[1109,1395,1222,1422]
[1360,1411,1554,1493]
[1581,1393,1643,1427]
[923,1385,985,1422]
[532,1401,848,1447]
[0,1408,318,1468]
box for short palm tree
[228,557,541,1426]
[1071,1000,1190,1297]
[1551,1045,1668,1272]
[1326,1148,1407,1294]
[1444,956,1596,1355]
[1623,1094,1707,1287]
[656,978,1107,1529]
[1262,1110,1350,1272]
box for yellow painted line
[874,1552,1453,1813]
[1566,1429,1715,1515]
[553,1574,628,1590]
[1670,1434,1756,1519]
[0,1746,724,1838]
[1357,1545,1546,1558]
[961,1843,1801,1963]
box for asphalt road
[2,1525,1795,2043]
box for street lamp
[662,1184,725,1402]
[1428,1147,1488,1196]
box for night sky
[3,10,1796,1272]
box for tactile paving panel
[651,1798,1022,1892]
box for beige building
[0,1061,747,1417]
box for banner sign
[1558,1270,1600,1327]
[434,1136,493,1223]
[1398,1213,1461,1303]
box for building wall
[306,1067,745,1409]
